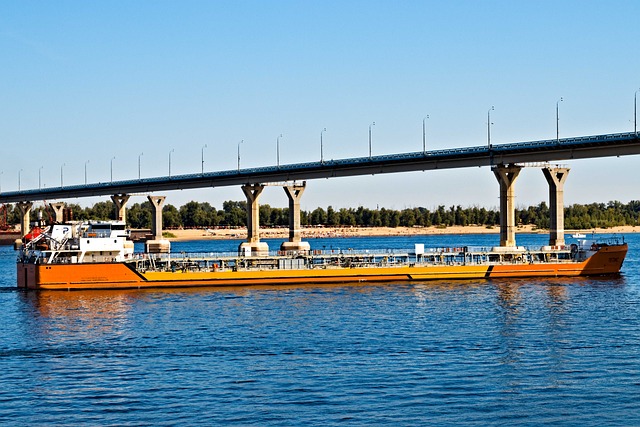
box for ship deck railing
[132,257,580,274]
[142,245,573,262]
[18,244,583,266]
[128,246,579,271]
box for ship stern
[17,262,39,290]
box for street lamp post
[39,166,43,190]
[85,160,90,185]
[369,122,376,159]
[423,115,429,154]
[487,106,494,148]
[277,134,283,167]
[201,144,207,175]
[110,157,115,183]
[320,128,327,163]
[169,149,175,177]
[635,89,639,136]
[237,140,244,172]
[556,97,563,143]
[138,153,143,180]
[60,163,65,187]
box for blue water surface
[0,233,639,426]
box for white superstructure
[27,221,134,264]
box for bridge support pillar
[111,194,130,222]
[16,201,33,237]
[280,182,310,253]
[239,184,269,256]
[493,164,521,247]
[49,202,65,223]
[146,195,170,253]
[543,167,570,247]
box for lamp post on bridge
[487,106,494,148]
[138,153,143,180]
[635,88,639,136]
[169,149,175,177]
[60,163,65,187]
[277,134,283,168]
[110,157,115,183]
[422,115,429,154]
[369,121,375,159]
[237,140,244,172]
[201,144,207,175]
[320,128,326,163]
[556,97,563,143]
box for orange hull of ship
[17,244,627,290]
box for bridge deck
[1,132,638,203]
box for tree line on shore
[4,199,640,230]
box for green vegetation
[5,199,640,230]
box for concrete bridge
[3,131,640,253]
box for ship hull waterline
[17,244,627,291]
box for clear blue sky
[1,1,639,211]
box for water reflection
[18,290,135,340]
[493,281,524,370]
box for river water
[0,233,639,426]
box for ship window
[86,240,90,244]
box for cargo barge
[16,221,627,290]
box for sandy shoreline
[163,225,638,242]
